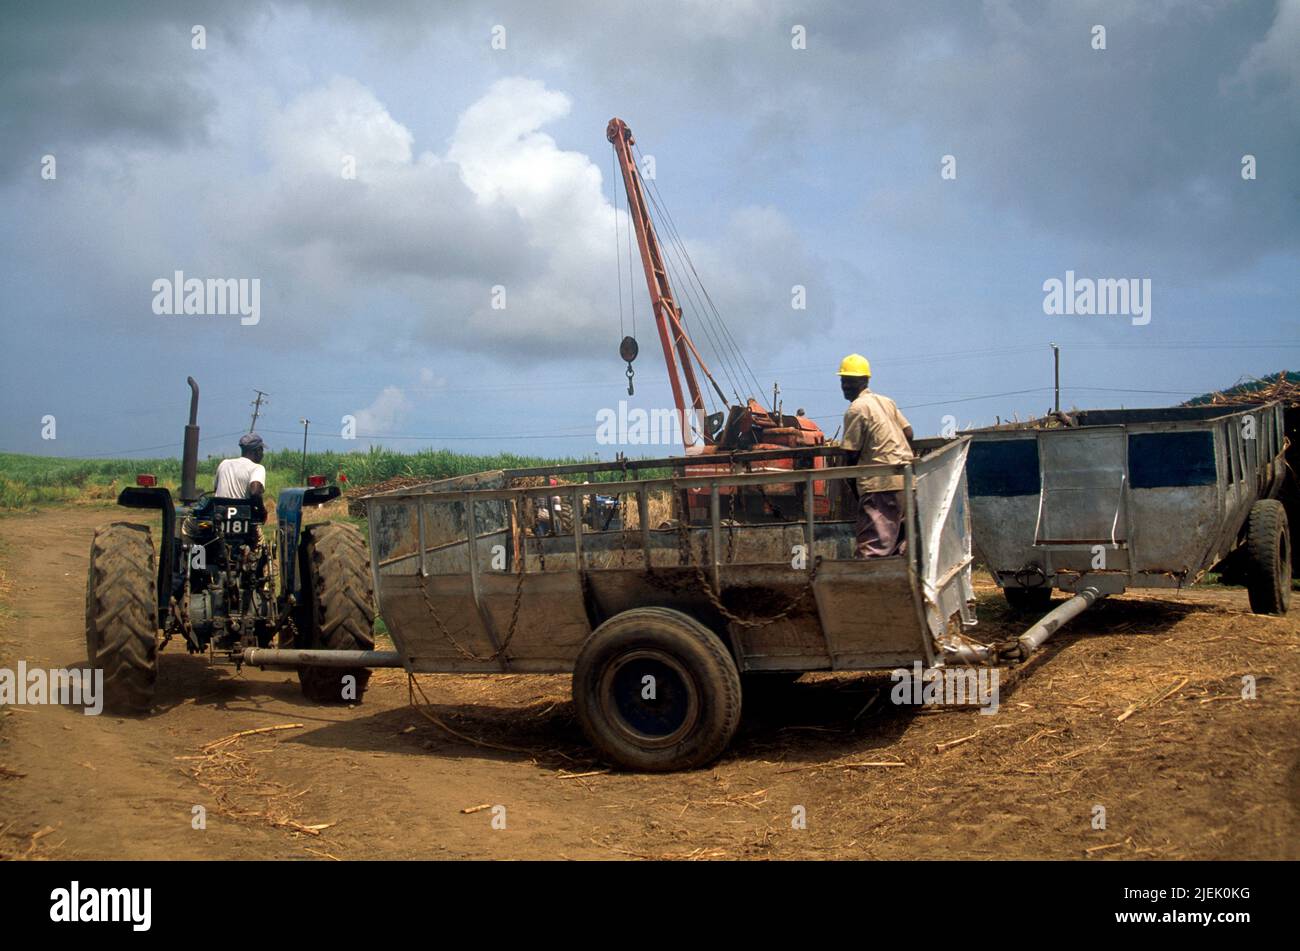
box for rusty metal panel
[583,569,701,621]
[370,497,420,572]
[717,565,831,669]
[812,559,929,668]
[579,565,841,670]
[382,572,590,674]
[380,573,498,671]
[523,523,854,573]
[479,571,591,667]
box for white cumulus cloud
[352,385,412,435]
[242,75,817,363]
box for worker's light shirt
[842,390,912,493]
[213,456,266,499]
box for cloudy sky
[2,0,1297,460]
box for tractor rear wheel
[85,522,158,714]
[296,522,376,703]
[552,497,575,534]
[1245,499,1291,615]
[573,607,741,772]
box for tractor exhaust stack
[180,376,200,503]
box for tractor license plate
[220,504,253,535]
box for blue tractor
[84,378,375,713]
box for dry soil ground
[0,503,1296,860]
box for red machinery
[606,118,829,521]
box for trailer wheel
[85,522,158,714]
[573,608,741,772]
[1245,500,1291,615]
[297,522,376,703]
[1004,586,1052,614]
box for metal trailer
[965,401,1292,616]
[249,439,978,771]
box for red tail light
[136,474,157,487]
[307,474,327,488]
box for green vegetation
[0,446,588,511]
[0,445,675,512]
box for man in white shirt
[213,433,267,500]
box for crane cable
[634,141,760,398]
[614,143,734,419]
[612,147,624,341]
[636,172,745,412]
[612,146,640,394]
[638,171,745,404]
[634,145,765,404]
[646,193,744,408]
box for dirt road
[1,504,1297,860]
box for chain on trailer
[414,556,528,663]
[670,518,823,630]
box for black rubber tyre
[572,607,742,772]
[1004,586,1053,614]
[85,522,158,714]
[1245,500,1291,615]
[553,497,575,535]
[296,522,376,703]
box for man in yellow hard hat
[838,354,914,557]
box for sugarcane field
[0,0,1295,935]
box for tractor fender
[116,486,175,614]
[275,486,341,601]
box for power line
[1064,341,1300,352]
[897,388,1051,410]
[262,341,1299,397]
[49,362,1284,459]
[77,430,248,458]
[1067,385,1202,395]
[258,427,597,442]
[801,382,1214,421]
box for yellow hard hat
[837,353,871,377]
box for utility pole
[298,418,310,485]
[249,390,269,432]
[1051,343,1060,414]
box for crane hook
[620,335,639,396]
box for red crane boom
[607,118,726,448]
[606,117,829,519]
